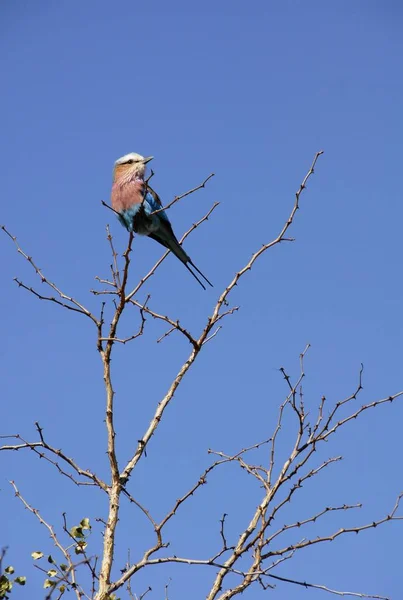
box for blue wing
[143,187,170,223]
[117,186,169,231]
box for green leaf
[14,576,26,586]
[47,555,55,563]
[59,585,66,593]
[70,526,84,539]
[44,579,55,589]
[80,517,91,530]
[74,541,87,554]
[47,569,58,577]
[31,551,44,560]
[0,575,12,593]
[60,564,68,572]
[4,567,14,574]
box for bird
[111,152,212,290]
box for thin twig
[1,424,107,491]
[151,173,215,216]
[10,481,81,600]
[1,226,98,325]
[267,573,390,599]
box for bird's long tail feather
[148,232,213,290]
[188,259,213,288]
[183,262,207,290]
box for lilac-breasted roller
[111,152,212,290]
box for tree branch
[150,172,215,216]
[1,226,99,325]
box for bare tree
[1,151,402,600]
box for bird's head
[113,152,153,183]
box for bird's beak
[142,156,153,164]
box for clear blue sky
[1,1,403,598]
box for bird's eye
[126,159,134,164]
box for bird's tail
[183,259,213,290]
[168,238,213,290]
[152,232,212,290]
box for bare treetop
[2,151,402,600]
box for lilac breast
[111,179,144,213]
